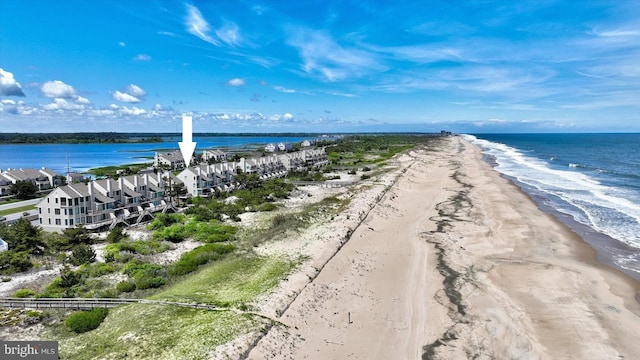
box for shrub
[106,226,127,243]
[69,244,96,266]
[87,262,116,277]
[168,243,235,276]
[116,280,136,293]
[135,275,165,290]
[146,213,185,230]
[59,267,81,288]
[14,288,36,298]
[272,214,287,227]
[65,308,108,333]
[257,203,278,212]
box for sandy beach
[244,136,640,359]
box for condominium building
[37,172,173,232]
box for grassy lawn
[0,205,36,217]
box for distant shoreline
[0,132,437,144]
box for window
[55,219,61,225]
[65,219,68,225]
[49,219,51,224]
[74,198,79,206]
[69,219,74,226]
[48,208,50,214]
[61,198,66,206]
[39,208,42,214]
[55,198,58,204]
[69,209,73,215]
[39,219,42,224]
[54,209,60,215]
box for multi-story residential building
[0,167,62,194]
[176,162,238,197]
[154,150,187,170]
[202,149,228,163]
[264,143,276,153]
[277,142,293,152]
[37,172,172,232]
[301,139,315,147]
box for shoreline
[476,145,640,288]
[242,136,640,359]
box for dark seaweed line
[423,158,475,359]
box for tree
[69,244,96,266]
[62,226,93,248]
[0,218,46,255]
[10,180,38,199]
[106,226,126,244]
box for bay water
[0,135,306,173]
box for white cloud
[286,27,385,81]
[185,4,219,45]
[119,41,126,47]
[76,96,91,104]
[227,78,245,86]
[42,98,86,110]
[118,106,147,116]
[40,80,77,99]
[216,21,242,46]
[152,103,163,111]
[274,86,296,93]
[282,113,294,120]
[126,84,146,97]
[133,54,151,61]
[0,68,26,97]
[157,31,176,37]
[112,90,141,103]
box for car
[0,216,6,223]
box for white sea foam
[464,135,640,249]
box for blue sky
[1,1,639,133]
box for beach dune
[247,136,640,359]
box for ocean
[0,135,306,173]
[465,133,640,282]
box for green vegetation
[0,133,163,144]
[9,181,39,199]
[69,244,97,266]
[50,305,255,360]
[65,308,109,333]
[327,134,439,168]
[88,163,151,177]
[154,255,296,306]
[14,288,36,298]
[0,205,36,217]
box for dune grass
[152,254,296,307]
[49,304,257,360]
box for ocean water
[0,135,306,173]
[464,133,640,282]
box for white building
[37,172,173,232]
[0,167,62,193]
[154,150,187,170]
[264,143,276,153]
[277,142,293,151]
[202,149,228,163]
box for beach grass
[49,305,256,360]
[151,254,297,306]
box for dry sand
[243,136,640,359]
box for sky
[1,0,639,133]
